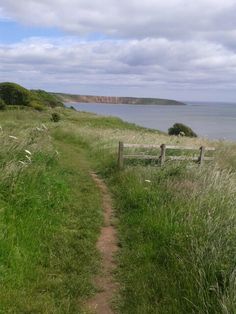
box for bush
[0,98,6,110]
[0,82,31,106]
[51,112,61,122]
[0,82,64,109]
[31,90,64,108]
[168,123,197,137]
[30,101,44,111]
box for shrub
[0,82,64,109]
[30,101,44,111]
[0,98,6,110]
[51,112,61,122]
[168,123,197,137]
[31,90,64,108]
[0,82,31,106]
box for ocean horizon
[66,101,236,142]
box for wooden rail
[118,142,215,169]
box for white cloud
[1,37,236,100]
[1,0,236,100]
[1,0,236,40]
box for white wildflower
[145,179,151,183]
[9,135,18,140]
[25,155,31,162]
[0,126,2,131]
[25,149,32,155]
[41,124,48,130]
[19,161,25,165]
[55,150,59,155]
[36,127,42,131]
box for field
[0,107,236,313]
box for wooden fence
[118,142,215,169]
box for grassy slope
[56,109,236,313]
[0,107,236,313]
[0,110,102,313]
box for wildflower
[41,124,48,130]
[19,161,25,165]
[36,127,42,131]
[0,126,2,131]
[25,149,32,155]
[55,150,59,155]
[9,135,18,140]
[145,180,151,183]
[25,155,31,162]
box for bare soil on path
[87,173,118,314]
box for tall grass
[0,114,102,313]
[1,107,235,313]
[108,164,236,313]
[55,109,236,313]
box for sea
[66,102,236,141]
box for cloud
[1,0,236,100]
[1,36,236,100]
[1,0,236,40]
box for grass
[53,108,236,313]
[0,107,235,313]
[110,165,236,313]
[61,109,236,313]
[0,110,102,313]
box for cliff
[52,93,186,106]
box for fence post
[199,146,205,166]
[118,141,124,169]
[160,144,166,166]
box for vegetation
[0,82,64,109]
[168,122,197,137]
[0,110,102,313]
[56,110,235,313]
[0,98,6,110]
[0,104,235,313]
[111,166,236,313]
[0,82,32,106]
[31,89,64,108]
[51,112,61,122]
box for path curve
[87,172,118,314]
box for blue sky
[1,0,236,101]
[0,20,63,43]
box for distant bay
[66,102,236,141]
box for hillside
[53,92,186,105]
[0,105,235,313]
[0,82,64,109]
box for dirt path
[87,173,118,314]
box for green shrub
[0,82,64,109]
[168,123,197,137]
[31,90,64,108]
[51,112,61,122]
[30,101,44,111]
[0,82,31,106]
[0,98,6,110]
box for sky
[1,0,236,101]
